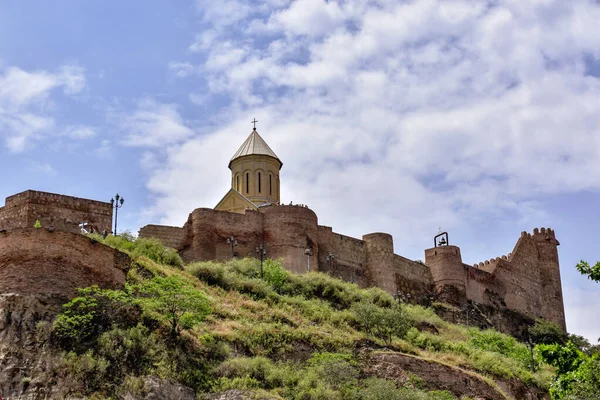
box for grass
[53,234,554,399]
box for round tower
[229,127,282,206]
[424,245,466,302]
[363,233,397,293]
[262,205,319,275]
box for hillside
[1,234,555,400]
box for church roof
[229,129,281,168]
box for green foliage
[538,342,600,399]
[351,301,412,344]
[263,258,287,293]
[135,275,211,337]
[34,219,41,228]
[92,233,183,268]
[52,286,139,349]
[576,260,600,282]
[537,342,583,376]
[468,329,531,368]
[529,319,567,345]
[360,378,457,400]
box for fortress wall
[183,208,264,262]
[492,233,544,319]
[465,266,500,304]
[317,226,369,286]
[392,255,433,300]
[262,205,319,275]
[0,203,29,229]
[363,233,397,293]
[0,190,112,234]
[138,224,186,250]
[0,228,130,299]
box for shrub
[351,302,412,344]
[53,286,140,349]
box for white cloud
[118,98,195,148]
[168,62,197,78]
[63,125,96,139]
[0,64,87,152]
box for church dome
[229,128,282,169]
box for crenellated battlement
[472,253,512,270]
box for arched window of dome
[258,172,262,193]
[246,172,249,194]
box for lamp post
[305,248,313,272]
[256,244,267,278]
[326,253,335,275]
[110,194,125,235]
[226,236,237,259]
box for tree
[137,275,211,338]
[529,318,567,345]
[576,260,600,282]
[351,302,412,345]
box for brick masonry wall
[0,190,112,234]
[262,205,319,275]
[138,224,186,250]
[317,226,369,285]
[392,255,434,300]
[0,228,130,299]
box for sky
[0,0,599,342]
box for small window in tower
[246,173,249,194]
[258,172,262,193]
[269,175,272,195]
[236,176,239,191]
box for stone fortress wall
[139,204,566,331]
[0,228,130,299]
[0,190,113,234]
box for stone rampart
[262,205,319,274]
[317,226,368,286]
[139,224,186,250]
[0,190,112,234]
[0,228,130,299]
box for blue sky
[1,0,599,342]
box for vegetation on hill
[47,234,576,399]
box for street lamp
[326,253,335,274]
[109,194,125,235]
[226,236,238,259]
[256,244,267,278]
[305,248,313,272]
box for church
[214,125,283,214]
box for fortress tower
[215,126,282,213]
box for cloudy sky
[1,0,599,341]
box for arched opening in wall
[269,174,273,195]
[246,173,249,194]
[258,172,262,193]
[235,174,240,191]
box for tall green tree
[137,275,212,338]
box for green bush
[53,286,140,349]
[351,302,413,344]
